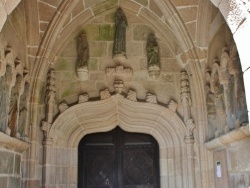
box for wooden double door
[78,127,160,188]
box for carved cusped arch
[49,94,186,148]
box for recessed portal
[78,126,160,188]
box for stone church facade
[0,0,250,188]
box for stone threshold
[205,124,250,150]
[0,132,30,152]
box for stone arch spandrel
[49,95,186,149]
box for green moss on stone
[56,59,70,71]
[85,24,114,41]
[61,87,75,98]
[98,24,115,40]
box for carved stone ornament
[78,93,89,103]
[106,65,133,81]
[76,32,89,81]
[185,119,195,138]
[168,100,178,112]
[58,100,69,113]
[113,7,127,58]
[43,69,56,141]
[127,90,137,102]
[146,93,157,104]
[114,80,124,94]
[148,66,160,80]
[100,88,111,100]
[41,121,51,140]
[77,66,89,81]
[180,70,191,122]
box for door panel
[78,127,159,188]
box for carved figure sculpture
[147,33,160,79]
[77,33,89,68]
[18,83,29,138]
[113,7,127,56]
[180,70,191,122]
[0,76,8,133]
[146,33,159,67]
[8,75,22,137]
[42,69,56,140]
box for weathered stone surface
[85,0,106,8]
[72,0,84,18]
[178,7,198,23]
[38,2,56,22]
[150,0,163,18]
[89,42,108,57]
[88,58,99,71]
[172,0,199,6]
[14,154,21,174]
[8,177,20,188]
[133,25,153,41]
[161,58,180,72]
[133,0,149,6]
[126,42,142,56]
[92,0,118,16]
[0,151,14,174]
[85,24,115,41]
[186,21,197,42]
[0,177,7,188]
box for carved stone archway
[42,94,195,188]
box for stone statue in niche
[147,33,159,67]
[42,69,56,141]
[113,7,127,58]
[210,67,227,137]
[205,70,217,139]
[146,33,160,79]
[0,76,8,133]
[76,32,89,81]
[18,83,29,138]
[180,70,195,139]
[8,75,22,137]
[228,45,248,126]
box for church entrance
[78,126,160,188]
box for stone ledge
[205,124,250,150]
[0,132,30,152]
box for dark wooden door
[78,127,160,188]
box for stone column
[185,136,196,188]
[180,70,196,187]
[41,69,56,188]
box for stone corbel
[127,90,137,102]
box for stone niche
[0,35,30,188]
